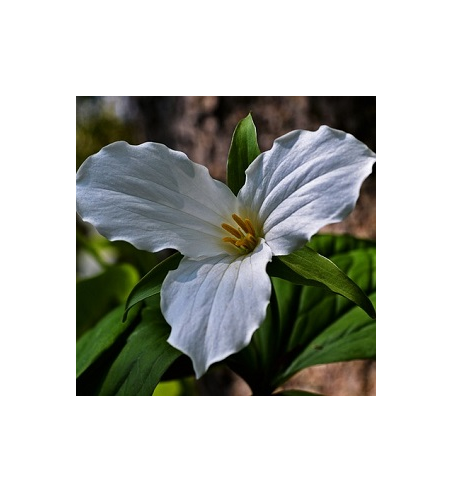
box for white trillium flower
[76,125,376,378]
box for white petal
[161,239,273,378]
[238,126,376,255]
[76,141,239,258]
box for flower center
[221,214,258,254]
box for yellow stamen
[232,213,249,232]
[247,234,257,246]
[222,237,239,245]
[244,219,256,236]
[221,214,259,254]
[221,223,242,239]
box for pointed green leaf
[100,296,182,396]
[76,304,140,378]
[268,246,375,319]
[227,113,261,195]
[276,294,376,385]
[123,253,183,321]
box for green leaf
[123,253,183,321]
[268,245,375,319]
[268,235,376,387]
[277,294,376,385]
[77,263,140,337]
[100,296,182,396]
[76,304,140,378]
[226,113,260,195]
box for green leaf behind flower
[227,113,261,195]
[268,245,375,319]
[100,296,182,396]
[123,253,183,321]
[76,304,140,378]
[280,293,376,381]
